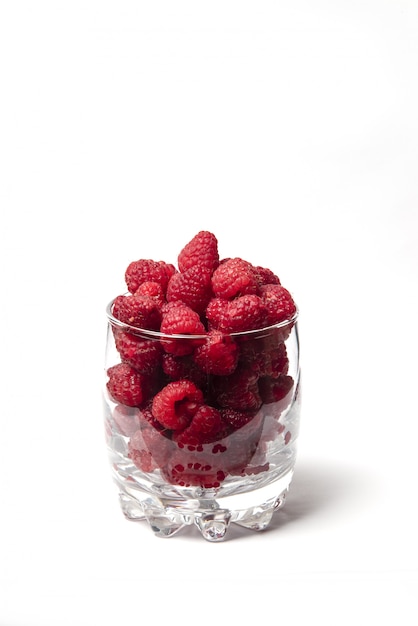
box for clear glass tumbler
[103,300,301,541]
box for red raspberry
[178,231,219,274]
[238,337,289,378]
[125,259,175,294]
[112,404,141,436]
[259,284,297,325]
[205,297,229,330]
[112,294,161,330]
[193,330,238,376]
[106,363,148,407]
[206,295,267,333]
[134,281,165,306]
[160,304,206,356]
[258,374,294,404]
[212,367,262,412]
[114,331,162,375]
[253,266,281,287]
[137,403,167,432]
[161,300,186,316]
[220,408,255,431]
[212,415,263,475]
[128,425,174,472]
[128,429,157,472]
[211,258,258,299]
[158,261,177,284]
[166,266,213,315]
[152,380,204,430]
[174,405,224,448]
[161,353,208,389]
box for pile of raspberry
[106,231,297,489]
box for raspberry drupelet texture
[166,266,213,314]
[112,294,162,330]
[193,329,239,375]
[160,303,206,356]
[212,366,262,412]
[152,380,204,430]
[259,284,297,325]
[178,231,219,274]
[206,295,267,332]
[134,281,166,306]
[107,363,149,407]
[160,304,206,337]
[114,331,162,375]
[211,258,258,299]
[173,405,224,447]
[253,266,281,287]
[125,259,175,294]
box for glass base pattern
[115,468,293,541]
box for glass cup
[103,299,301,541]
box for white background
[1,1,417,624]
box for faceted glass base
[115,467,293,541]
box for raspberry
[114,331,162,374]
[178,231,219,274]
[125,259,174,294]
[220,408,255,431]
[259,284,297,325]
[128,429,157,472]
[206,295,267,333]
[137,403,167,432]
[134,281,165,305]
[205,297,229,330]
[160,304,206,356]
[112,294,161,330]
[212,417,263,475]
[238,337,289,378]
[211,258,258,299]
[161,353,208,389]
[160,304,206,335]
[258,374,294,404]
[158,261,177,285]
[174,405,224,448]
[128,426,174,472]
[253,266,281,287]
[112,404,141,436]
[212,367,262,411]
[152,380,204,430]
[106,363,148,407]
[193,330,238,376]
[166,266,213,314]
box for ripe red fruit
[259,284,297,325]
[173,405,224,448]
[178,231,219,274]
[160,304,206,356]
[166,266,213,315]
[152,380,204,430]
[211,257,258,299]
[206,295,267,333]
[114,331,162,374]
[112,294,162,330]
[106,363,148,407]
[125,259,175,294]
[212,367,262,412]
[193,330,238,376]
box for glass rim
[105,296,299,340]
